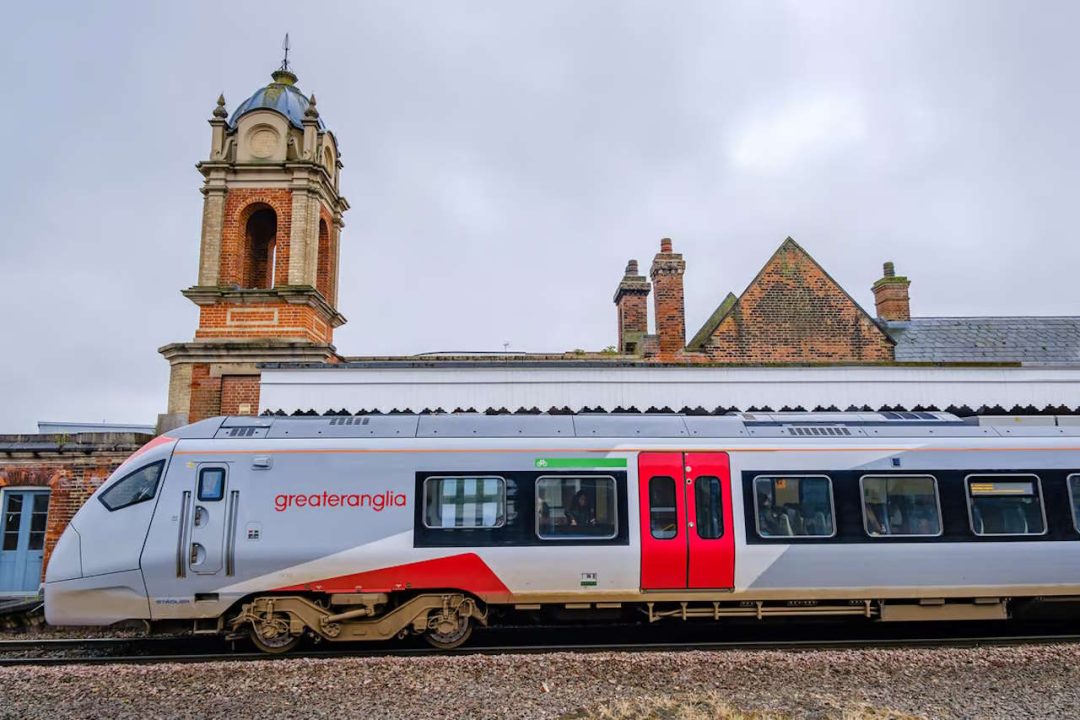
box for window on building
[967,475,1046,536]
[243,207,277,289]
[99,462,165,512]
[536,476,617,539]
[197,468,227,502]
[423,476,505,529]
[861,475,941,537]
[648,476,678,540]
[695,476,724,539]
[753,475,835,538]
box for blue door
[0,491,49,593]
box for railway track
[3,624,1080,667]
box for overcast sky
[1,1,1078,432]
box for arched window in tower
[243,207,278,289]
[316,217,332,299]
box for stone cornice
[158,339,340,365]
[181,285,347,328]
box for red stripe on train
[273,553,511,596]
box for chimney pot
[614,256,651,354]
[873,261,911,322]
[650,238,686,357]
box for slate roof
[887,317,1080,364]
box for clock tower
[158,63,348,429]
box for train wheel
[248,614,301,654]
[424,616,473,650]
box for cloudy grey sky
[1,1,1078,432]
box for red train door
[638,452,734,590]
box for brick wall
[220,375,261,416]
[188,364,221,423]
[194,303,332,344]
[218,190,293,288]
[698,238,894,363]
[0,435,150,585]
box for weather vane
[281,33,290,71]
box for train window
[536,476,617,540]
[753,475,835,538]
[966,474,1046,536]
[99,462,165,512]
[423,476,505,529]
[197,468,226,501]
[695,476,724,539]
[649,476,678,540]
[860,475,941,537]
[1069,475,1080,532]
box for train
[43,411,1080,652]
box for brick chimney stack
[872,261,911,321]
[613,258,651,354]
[650,237,687,356]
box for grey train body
[44,412,1080,648]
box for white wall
[259,364,1080,413]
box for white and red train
[44,412,1080,651]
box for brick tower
[158,62,349,429]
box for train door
[638,452,734,590]
[185,465,234,576]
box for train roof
[167,412,1080,441]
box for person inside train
[757,491,793,536]
[537,487,553,535]
[566,490,596,528]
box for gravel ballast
[1,643,1078,719]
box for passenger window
[861,475,941,537]
[695,476,723,539]
[966,475,1046,536]
[536,476,617,539]
[1069,475,1080,532]
[753,475,834,538]
[649,476,678,540]
[198,468,227,501]
[423,476,505,529]
[99,462,165,512]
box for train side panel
[140,441,643,620]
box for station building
[2,62,1079,599]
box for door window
[2,494,22,551]
[648,476,678,539]
[27,494,48,551]
[694,476,724,539]
[198,468,227,501]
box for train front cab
[44,435,178,626]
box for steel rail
[2,632,1080,667]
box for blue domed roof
[229,69,325,130]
